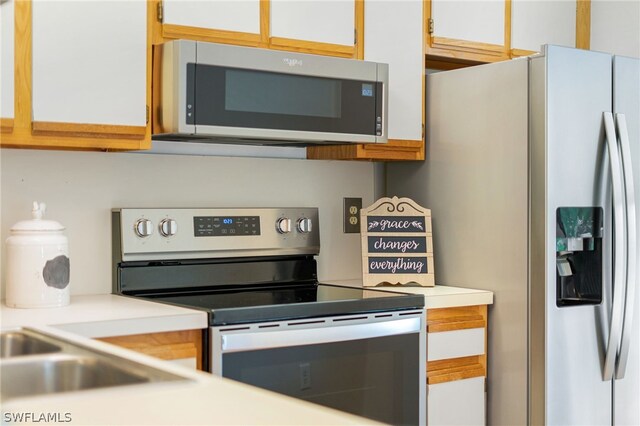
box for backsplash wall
[0,149,374,297]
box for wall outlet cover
[343,197,362,234]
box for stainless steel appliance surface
[154,40,388,146]
[388,45,639,425]
[112,207,425,425]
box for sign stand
[360,196,434,287]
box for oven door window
[222,333,419,425]
[187,64,381,136]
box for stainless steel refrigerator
[387,45,639,425]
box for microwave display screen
[188,64,382,136]
[225,69,342,119]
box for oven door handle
[220,316,422,353]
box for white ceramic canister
[5,202,70,308]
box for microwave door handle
[615,113,637,380]
[603,111,627,381]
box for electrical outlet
[343,197,362,234]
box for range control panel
[194,216,261,237]
[114,208,320,262]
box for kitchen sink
[1,332,62,358]
[0,328,189,401]
[1,355,151,399]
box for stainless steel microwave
[153,40,388,146]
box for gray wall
[1,149,374,297]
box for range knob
[276,217,292,234]
[159,218,178,237]
[134,219,153,238]
[297,217,313,234]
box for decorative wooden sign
[361,196,434,287]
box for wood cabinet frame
[425,0,592,63]
[98,329,204,370]
[426,305,488,385]
[308,0,425,161]
[1,0,151,150]
[151,0,364,59]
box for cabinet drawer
[428,327,484,361]
[428,377,485,425]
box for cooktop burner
[141,283,421,326]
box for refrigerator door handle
[603,111,627,381]
[615,113,637,380]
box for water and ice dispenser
[556,207,603,306]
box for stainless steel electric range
[112,207,426,425]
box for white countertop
[1,286,490,425]
[0,326,378,426]
[327,280,494,309]
[1,294,208,338]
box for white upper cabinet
[591,0,640,58]
[1,0,14,119]
[32,0,146,126]
[431,0,504,46]
[365,0,423,141]
[511,0,576,53]
[163,0,260,34]
[271,0,355,46]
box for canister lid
[10,202,65,232]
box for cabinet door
[432,0,504,46]
[365,0,423,141]
[511,0,576,55]
[428,377,485,425]
[307,0,424,160]
[163,0,260,35]
[270,0,355,47]
[32,0,146,127]
[425,0,509,62]
[0,0,14,126]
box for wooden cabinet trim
[355,0,364,60]
[511,48,537,58]
[14,0,32,132]
[32,122,147,140]
[432,37,506,57]
[576,0,591,49]
[269,37,355,58]
[427,355,486,385]
[1,134,151,151]
[260,0,270,46]
[98,329,203,370]
[1,118,14,134]
[307,139,424,161]
[428,316,486,333]
[427,305,487,326]
[426,305,489,384]
[162,24,263,48]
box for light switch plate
[343,197,362,234]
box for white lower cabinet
[426,305,489,425]
[428,377,485,425]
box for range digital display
[194,216,260,237]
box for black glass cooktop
[141,283,424,326]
